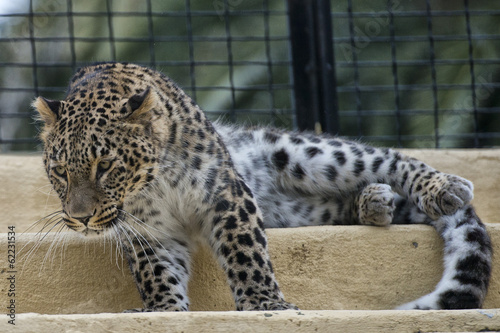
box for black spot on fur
[215,199,230,212]
[272,148,289,170]
[244,199,257,214]
[290,136,304,145]
[350,146,364,157]
[168,276,179,285]
[192,156,202,170]
[220,244,231,257]
[153,265,166,276]
[291,163,305,179]
[389,154,401,174]
[254,227,267,247]
[364,146,375,154]
[241,181,253,197]
[456,254,491,282]
[97,118,107,127]
[325,165,338,182]
[239,207,249,222]
[238,271,248,282]
[371,157,384,173]
[305,146,323,158]
[333,151,347,166]
[159,284,170,292]
[144,280,153,294]
[135,271,142,284]
[225,215,238,229]
[353,159,365,176]
[253,252,265,267]
[236,252,252,266]
[244,288,255,297]
[438,290,481,309]
[168,122,177,145]
[237,233,254,247]
[264,131,280,143]
[321,209,332,224]
[252,270,263,283]
[466,228,491,252]
[328,139,343,147]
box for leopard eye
[97,160,112,175]
[53,165,67,178]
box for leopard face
[34,74,162,237]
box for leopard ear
[122,87,157,122]
[32,97,62,125]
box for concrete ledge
[1,150,500,232]
[14,309,500,333]
[2,224,499,315]
[0,151,499,331]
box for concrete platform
[0,150,499,332]
[13,309,500,333]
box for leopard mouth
[63,209,123,237]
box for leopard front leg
[122,234,191,312]
[207,191,297,311]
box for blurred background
[0,0,499,151]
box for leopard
[33,62,492,312]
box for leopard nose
[70,209,96,226]
[75,216,91,226]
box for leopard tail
[395,203,492,309]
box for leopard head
[33,84,163,237]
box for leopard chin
[80,228,109,237]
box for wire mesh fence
[0,0,498,151]
[330,0,500,148]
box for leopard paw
[123,305,187,313]
[358,184,395,226]
[418,173,473,219]
[237,297,298,311]
[123,308,149,313]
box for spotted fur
[34,62,491,311]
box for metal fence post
[287,0,339,134]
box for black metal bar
[263,0,276,126]
[287,0,338,134]
[347,0,362,137]
[3,9,500,19]
[28,0,38,97]
[185,0,197,101]
[106,0,116,61]
[426,0,440,148]
[314,0,339,134]
[66,0,77,72]
[223,0,237,122]
[388,0,402,147]
[5,33,500,44]
[146,0,156,68]
[464,0,479,148]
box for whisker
[118,210,176,262]
[111,224,124,271]
[117,220,158,278]
[20,211,64,236]
[119,209,171,238]
[115,223,146,276]
[39,222,67,272]
[19,216,65,263]
[20,218,65,274]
